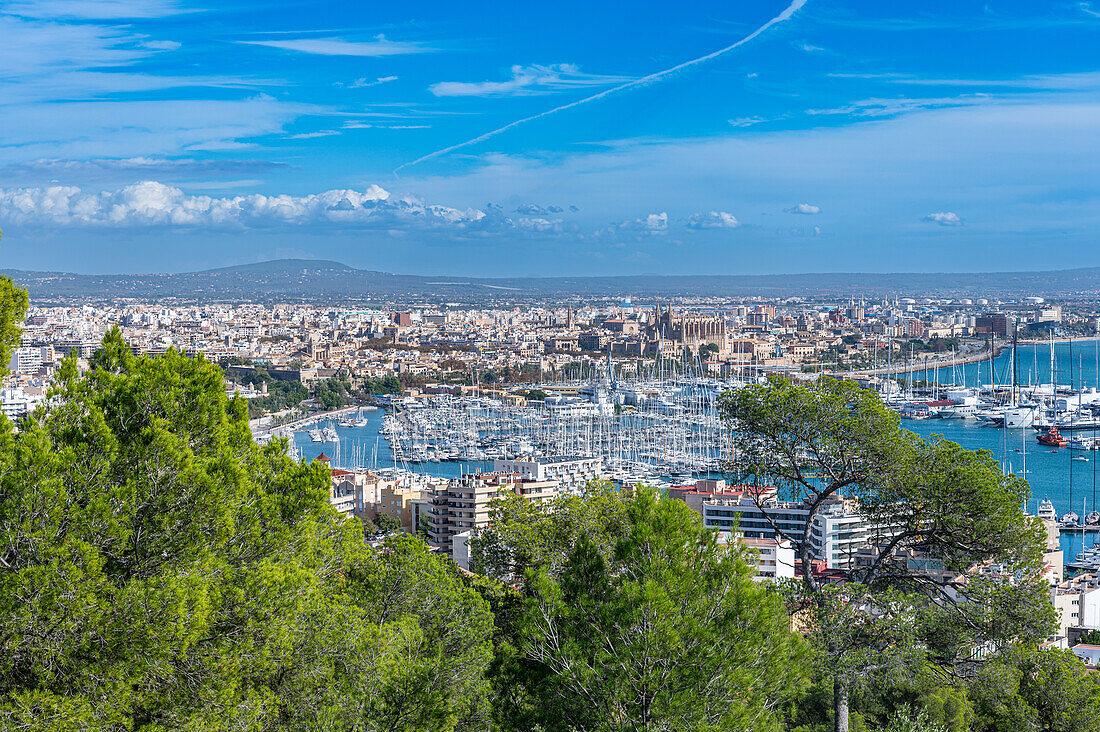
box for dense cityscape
[6,0,1100,729]
[7,279,1100,712]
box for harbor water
[295,340,1100,560]
[293,407,493,479]
[912,337,1100,391]
[912,337,1100,559]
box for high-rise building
[426,472,557,556]
[700,495,879,571]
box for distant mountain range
[5,259,1100,303]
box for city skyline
[2,0,1099,275]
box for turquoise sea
[911,337,1100,391]
[910,338,1100,559]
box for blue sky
[2,0,1099,275]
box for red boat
[1038,428,1067,447]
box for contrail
[394,0,809,175]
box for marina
[894,337,1100,561]
[289,368,737,487]
[271,337,1100,566]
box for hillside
[5,260,1100,303]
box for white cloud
[808,94,994,118]
[286,130,340,139]
[924,211,963,226]
[515,217,563,232]
[143,40,181,51]
[0,181,519,232]
[611,212,669,235]
[729,116,766,128]
[686,211,740,229]
[0,13,297,161]
[429,63,629,98]
[515,203,566,215]
[0,15,151,78]
[348,75,398,88]
[240,35,433,57]
[1081,2,1100,18]
[0,96,313,163]
[785,203,821,214]
[0,157,284,184]
[342,121,430,130]
[831,71,1100,91]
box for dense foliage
[721,375,1063,732]
[482,486,806,732]
[0,323,493,731]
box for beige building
[320,458,398,521]
[375,481,429,532]
[426,472,557,556]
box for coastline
[250,404,362,444]
[846,346,1005,378]
[846,335,1100,378]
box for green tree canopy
[469,479,631,582]
[491,486,805,732]
[0,325,493,731]
[0,275,28,375]
[720,376,1054,732]
[969,645,1100,732]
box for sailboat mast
[1013,323,1019,406]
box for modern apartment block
[492,456,602,491]
[375,482,429,532]
[426,472,557,556]
[700,495,878,571]
[1053,573,1100,637]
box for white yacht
[938,402,979,419]
[1037,499,1056,522]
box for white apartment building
[1053,574,1100,636]
[8,346,49,375]
[716,533,795,580]
[426,472,557,557]
[701,496,877,571]
[493,456,602,491]
[811,507,877,571]
[452,529,474,571]
[1,386,43,420]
